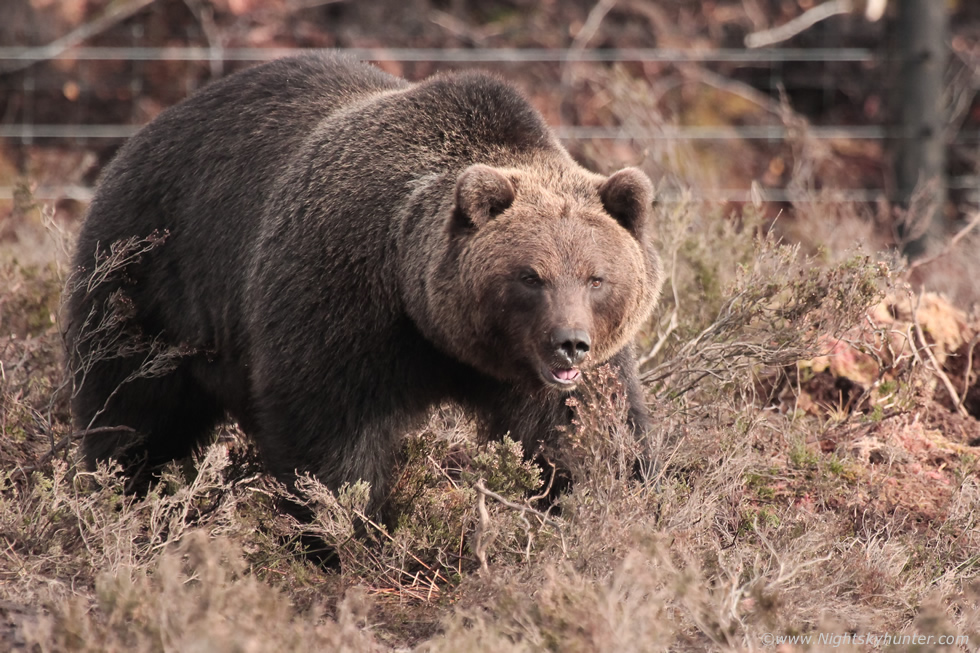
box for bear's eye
[589,277,603,289]
[521,271,543,288]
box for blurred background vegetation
[1,0,978,271]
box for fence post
[893,0,949,259]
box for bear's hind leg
[75,356,223,486]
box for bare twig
[909,292,969,418]
[639,248,680,367]
[1,0,158,74]
[473,480,564,530]
[429,10,502,45]
[643,307,678,366]
[678,64,783,116]
[569,0,617,52]
[288,0,346,9]
[352,509,452,587]
[427,454,460,489]
[472,477,568,571]
[473,489,491,573]
[9,425,136,482]
[527,458,557,504]
[560,0,617,125]
[906,211,980,272]
[183,0,224,78]
[649,430,685,488]
[961,334,978,409]
[746,0,853,48]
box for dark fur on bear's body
[66,54,663,510]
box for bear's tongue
[554,368,580,382]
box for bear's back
[70,55,408,352]
[77,54,407,257]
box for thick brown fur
[64,54,663,512]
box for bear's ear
[454,164,516,230]
[598,167,654,239]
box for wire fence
[1,45,978,206]
[0,45,880,63]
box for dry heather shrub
[642,202,891,406]
[24,532,380,653]
[0,259,62,338]
[547,364,665,570]
[63,231,197,437]
[1,439,368,650]
[561,365,638,489]
[0,260,69,471]
[424,388,977,652]
[426,516,887,652]
[294,422,553,600]
[422,549,678,653]
[0,445,239,605]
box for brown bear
[64,54,663,511]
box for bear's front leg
[607,345,653,437]
[473,345,651,504]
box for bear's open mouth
[538,362,582,388]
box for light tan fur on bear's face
[437,162,662,391]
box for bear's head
[429,161,663,391]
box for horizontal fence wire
[4,179,977,203]
[0,125,890,140]
[1,47,977,205]
[0,46,878,63]
[0,185,894,203]
[3,124,978,143]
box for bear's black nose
[552,327,591,366]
